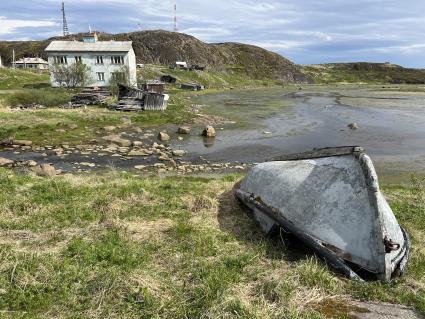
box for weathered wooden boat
[235,146,410,281]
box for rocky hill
[0,30,310,83]
[302,62,425,84]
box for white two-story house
[45,33,137,87]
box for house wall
[47,51,136,87]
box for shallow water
[174,86,425,182]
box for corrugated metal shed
[45,41,133,52]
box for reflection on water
[203,137,215,148]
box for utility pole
[62,1,69,36]
[12,49,15,68]
[173,0,178,32]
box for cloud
[0,16,57,36]
[1,0,425,67]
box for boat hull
[235,147,410,281]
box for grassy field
[0,169,423,318]
[137,64,284,89]
[302,63,425,84]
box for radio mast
[62,1,70,36]
[173,0,177,32]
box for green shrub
[6,89,71,107]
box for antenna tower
[62,1,69,36]
[173,0,177,32]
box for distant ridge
[0,30,310,83]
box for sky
[1,0,425,68]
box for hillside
[302,62,425,84]
[0,30,310,83]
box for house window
[111,72,126,82]
[75,56,82,63]
[96,56,103,64]
[54,56,67,64]
[97,72,105,82]
[111,56,124,64]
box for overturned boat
[235,146,410,281]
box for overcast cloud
[1,0,424,67]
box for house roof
[15,57,48,64]
[45,41,133,52]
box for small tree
[109,65,130,96]
[50,62,93,87]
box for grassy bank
[0,169,423,318]
[0,68,50,90]
[302,63,425,84]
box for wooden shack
[140,81,165,94]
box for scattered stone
[32,163,61,177]
[158,132,170,141]
[153,163,166,168]
[121,116,131,124]
[132,141,144,147]
[102,134,132,147]
[13,139,33,146]
[178,126,191,134]
[172,150,187,157]
[135,165,147,170]
[66,123,78,130]
[202,125,216,138]
[79,162,96,167]
[26,160,38,167]
[348,123,359,130]
[0,157,14,167]
[178,136,184,141]
[0,138,13,147]
[128,149,153,156]
[263,131,272,134]
[103,126,116,132]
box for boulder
[13,139,33,146]
[32,163,61,177]
[178,126,191,134]
[172,150,187,157]
[158,132,170,141]
[202,126,216,138]
[102,134,132,147]
[0,157,14,167]
[134,165,147,170]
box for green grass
[0,91,194,146]
[138,64,283,89]
[5,89,72,107]
[0,68,50,90]
[0,170,423,318]
[302,63,425,84]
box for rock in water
[0,157,14,167]
[178,126,191,134]
[158,132,170,141]
[348,123,359,130]
[202,126,216,138]
[102,134,132,147]
[172,150,187,157]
